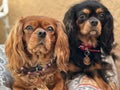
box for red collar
[79,43,100,53]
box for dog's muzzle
[89,17,99,26]
[37,30,46,38]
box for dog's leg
[63,83,69,90]
[12,83,23,90]
[53,72,67,90]
[13,86,24,90]
[68,63,81,72]
[67,63,82,79]
[93,73,112,90]
[13,81,30,90]
[87,64,112,90]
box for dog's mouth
[28,44,50,54]
[88,26,100,36]
[38,39,46,45]
[28,37,54,54]
[89,30,97,35]
[28,37,45,48]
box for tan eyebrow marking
[96,8,103,13]
[82,8,90,14]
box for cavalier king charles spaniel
[5,16,69,90]
[63,0,119,90]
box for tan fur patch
[83,8,90,15]
[96,8,103,13]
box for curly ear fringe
[100,13,114,54]
[63,7,79,46]
[5,19,29,73]
[55,22,70,72]
[63,8,76,37]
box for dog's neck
[78,35,97,48]
[29,50,55,66]
[19,57,56,75]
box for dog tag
[83,56,91,65]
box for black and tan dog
[63,0,118,90]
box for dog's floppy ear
[63,8,77,38]
[100,12,114,54]
[54,22,69,72]
[5,18,29,73]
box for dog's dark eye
[79,14,86,20]
[77,14,87,23]
[47,26,54,32]
[25,25,33,30]
[98,13,105,19]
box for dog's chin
[79,29,100,47]
[80,30,99,38]
[88,30,99,37]
[28,41,51,54]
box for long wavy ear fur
[100,12,114,54]
[54,22,69,72]
[63,7,77,38]
[5,19,29,73]
[63,7,79,48]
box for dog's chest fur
[70,42,102,69]
[16,64,58,89]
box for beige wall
[0,0,120,44]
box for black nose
[90,20,98,26]
[37,31,46,38]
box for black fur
[63,0,114,82]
